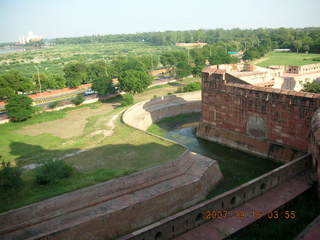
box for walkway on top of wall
[176,173,312,240]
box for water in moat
[150,113,320,239]
[148,113,281,197]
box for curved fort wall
[197,69,320,162]
[0,92,222,240]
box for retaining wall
[122,91,201,131]
[118,154,313,240]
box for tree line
[52,28,320,53]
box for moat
[148,112,320,239]
[148,112,281,197]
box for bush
[71,94,85,105]
[35,160,73,185]
[121,94,134,106]
[303,82,320,93]
[5,95,34,122]
[0,161,24,191]
[33,105,44,114]
[48,101,61,109]
[182,82,201,92]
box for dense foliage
[35,160,73,185]
[175,61,193,78]
[121,93,134,106]
[0,160,24,191]
[71,94,85,105]
[119,70,152,93]
[92,76,113,96]
[177,82,201,93]
[0,71,33,99]
[303,81,320,93]
[5,95,33,122]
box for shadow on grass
[2,140,183,212]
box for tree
[5,95,33,122]
[0,75,15,99]
[92,76,113,96]
[192,64,206,77]
[88,61,107,82]
[175,61,192,79]
[64,62,88,87]
[33,73,66,91]
[0,159,24,191]
[293,40,303,53]
[303,82,320,93]
[0,71,33,99]
[119,70,152,93]
[71,94,85,105]
[121,94,134,106]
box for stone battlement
[198,67,320,161]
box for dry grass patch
[18,103,117,138]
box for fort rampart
[197,70,320,161]
[119,154,312,240]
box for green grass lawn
[0,86,189,212]
[257,52,320,67]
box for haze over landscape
[0,0,320,43]
[1,1,320,240]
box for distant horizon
[1,26,320,45]
[1,0,319,43]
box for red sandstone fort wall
[198,71,320,161]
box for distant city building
[16,32,43,45]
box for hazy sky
[0,0,319,43]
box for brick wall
[119,154,312,240]
[197,71,320,162]
[310,108,320,198]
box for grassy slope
[0,83,192,212]
[257,52,320,67]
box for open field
[0,42,178,77]
[257,52,320,67]
[0,79,199,212]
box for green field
[257,52,320,67]
[0,82,195,212]
[0,42,177,77]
